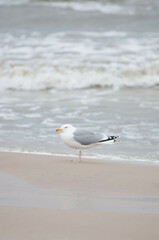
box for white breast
[60,131,82,149]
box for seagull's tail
[99,136,120,144]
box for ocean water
[0,0,159,164]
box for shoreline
[0,151,159,239]
[0,149,158,166]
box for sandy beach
[0,151,159,240]
[1,0,159,239]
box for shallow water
[0,88,159,164]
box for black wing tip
[99,136,120,143]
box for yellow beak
[56,128,62,132]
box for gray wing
[73,129,105,145]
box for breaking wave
[0,62,159,90]
[1,31,159,91]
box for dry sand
[0,151,159,240]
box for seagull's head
[56,124,75,133]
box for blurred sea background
[0,0,159,164]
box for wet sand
[0,151,159,240]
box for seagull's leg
[72,150,81,163]
[79,150,82,162]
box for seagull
[56,124,120,162]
